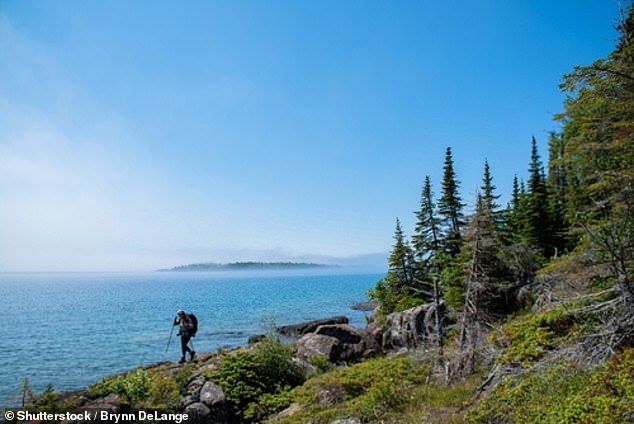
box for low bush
[88,368,180,411]
[466,347,634,423]
[489,307,573,367]
[205,335,305,422]
[274,355,432,424]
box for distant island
[158,261,335,272]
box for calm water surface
[0,271,382,407]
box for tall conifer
[438,147,465,256]
[413,176,440,264]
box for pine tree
[438,147,465,256]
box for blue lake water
[0,270,382,407]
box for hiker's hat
[177,309,185,315]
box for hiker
[173,310,197,363]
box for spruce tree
[438,147,465,256]
[480,160,500,213]
[525,137,554,255]
[556,3,634,311]
[369,218,419,314]
[413,175,440,265]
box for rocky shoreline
[5,303,440,424]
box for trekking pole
[165,320,175,353]
[188,338,195,351]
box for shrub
[466,348,634,424]
[205,335,305,422]
[88,368,180,411]
[490,308,571,367]
[276,355,431,423]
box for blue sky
[0,0,624,272]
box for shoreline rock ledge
[276,316,349,337]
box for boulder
[351,300,379,311]
[296,333,341,361]
[184,402,212,424]
[314,324,365,362]
[62,394,128,424]
[297,324,381,364]
[199,381,225,408]
[248,334,266,344]
[314,324,363,344]
[277,316,349,337]
[185,375,206,402]
[382,302,443,350]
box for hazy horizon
[0,1,622,272]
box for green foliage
[274,355,430,424]
[439,258,465,308]
[368,218,428,316]
[272,354,482,424]
[309,355,335,374]
[88,367,180,411]
[244,388,294,421]
[205,335,305,422]
[467,348,634,424]
[490,308,571,367]
[11,382,80,415]
[438,147,465,257]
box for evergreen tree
[524,137,555,256]
[556,3,634,311]
[480,160,501,213]
[412,175,440,265]
[369,218,420,314]
[511,174,520,210]
[438,147,465,256]
[457,194,504,375]
[502,174,525,245]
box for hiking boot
[178,356,186,364]
[189,350,196,361]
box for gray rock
[186,375,206,400]
[351,300,379,311]
[296,333,341,361]
[382,303,441,350]
[330,419,362,424]
[184,402,212,424]
[199,381,225,408]
[61,394,127,424]
[314,324,363,344]
[278,316,349,337]
[315,324,381,363]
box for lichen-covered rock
[382,303,433,350]
[296,333,341,361]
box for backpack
[188,313,198,336]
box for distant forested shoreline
[158,261,334,272]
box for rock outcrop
[277,316,349,337]
[381,302,445,350]
[296,323,381,364]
